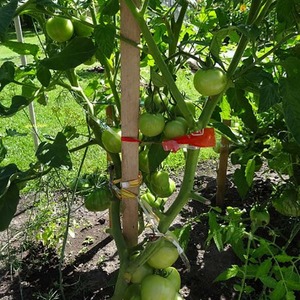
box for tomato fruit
[144,93,168,113]
[139,113,165,137]
[193,68,227,96]
[147,238,179,269]
[45,17,74,42]
[149,171,176,198]
[131,262,153,284]
[173,100,195,118]
[163,118,188,139]
[141,192,165,210]
[73,16,94,37]
[124,284,141,300]
[250,206,270,227]
[141,274,177,300]
[101,128,121,153]
[139,149,150,173]
[163,267,181,292]
[174,293,184,300]
[83,55,97,65]
[84,185,113,211]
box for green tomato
[124,284,141,300]
[163,118,188,139]
[45,17,74,42]
[163,267,181,292]
[250,206,270,227]
[193,68,227,96]
[73,15,94,37]
[147,238,179,269]
[144,93,168,113]
[149,171,176,198]
[172,100,195,118]
[83,55,97,65]
[84,186,113,212]
[139,113,165,137]
[131,262,153,284]
[141,274,177,300]
[139,149,150,173]
[141,192,165,210]
[101,128,121,153]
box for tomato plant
[45,16,74,42]
[141,274,177,300]
[139,113,165,137]
[101,128,122,153]
[147,237,179,269]
[148,171,176,198]
[193,68,227,96]
[84,185,113,212]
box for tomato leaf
[94,24,116,59]
[147,144,169,172]
[41,37,97,70]
[36,132,72,170]
[2,41,40,58]
[245,158,255,187]
[233,167,249,199]
[37,65,51,87]
[0,95,29,117]
[214,265,240,282]
[0,0,18,42]
[102,0,120,16]
[0,138,7,163]
[212,121,238,143]
[0,61,15,91]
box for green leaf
[172,224,191,252]
[0,61,15,91]
[256,258,272,279]
[0,138,7,163]
[233,167,249,199]
[94,24,116,58]
[269,280,286,300]
[102,0,120,16]
[286,291,296,300]
[214,265,240,282]
[277,0,299,29]
[274,254,293,263]
[147,143,169,173]
[36,132,72,169]
[3,41,40,58]
[245,158,255,186]
[259,81,280,112]
[151,69,167,88]
[0,183,20,231]
[259,276,278,289]
[41,37,97,70]
[0,0,18,42]
[37,65,51,87]
[0,95,29,117]
[212,121,238,143]
[208,211,223,251]
[219,96,231,120]
[0,163,20,197]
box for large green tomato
[193,68,227,96]
[250,206,270,227]
[84,186,113,212]
[149,171,176,198]
[130,254,153,283]
[141,274,177,300]
[139,113,165,137]
[140,192,165,210]
[101,128,121,153]
[139,149,150,173]
[124,284,141,300]
[144,93,168,113]
[73,16,94,37]
[163,267,181,292]
[147,238,179,269]
[45,17,74,42]
[163,118,188,139]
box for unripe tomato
[139,149,150,173]
[45,17,74,42]
[147,238,179,269]
[101,128,121,153]
[163,118,188,139]
[73,16,94,37]
[193,68,227,96]
[149,171,176,198]
[84,186,113,212]
[124,283,141,300]
[83,55,97,65]
[172,100,195,118]
[131,262,153,284]
[163,267,181,292]
[141,192,165,210]
[144,93,168,113]
[141,274,177,300]
[139,113,165,137]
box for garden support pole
[13,16,39,150]
[120,0,140,247]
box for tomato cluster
[125,235,183,300]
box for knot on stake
[112,172,143,199]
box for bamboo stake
[120,0,140,247]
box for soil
[0,159,299,300]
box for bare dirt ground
[0,160,298,300]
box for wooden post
[216,119,231,207]
[120,0,140,247]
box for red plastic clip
[162,128,216,152]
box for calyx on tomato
[149,171,176,198]
[101,128,121,153]
[84,185,113,211]
[45,17,74,43]
[139,113,165,137]
[250,206,270,227]
[193,68,227,96]
[141,274,177,300]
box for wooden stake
[120,0,140,247]
[216,119,231,207]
